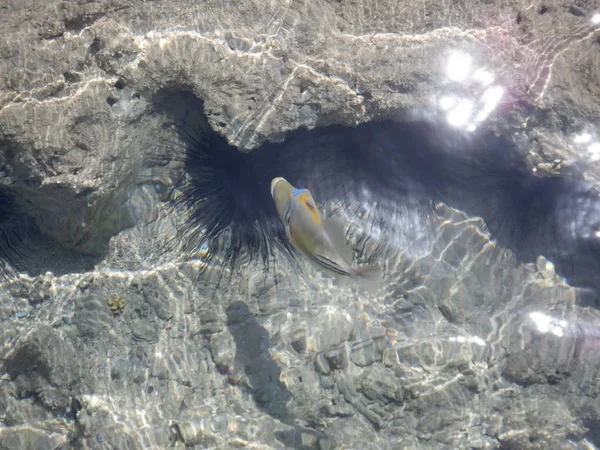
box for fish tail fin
[313,253,383,292]
[350,264,383,293]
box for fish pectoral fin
[322,216,353,264]
[313,253,352,277]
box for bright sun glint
[446,52,472,82]
[529,311,568,337]
[438,95,457,111]
[573,132,592,144]
[472,69,494,86]
[529,312,552,333]
[447,99,473,127]
[588,142,600,162]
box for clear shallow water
[1,5,600,450]
[2,183,599,448]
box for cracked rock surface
[1,0,600,449]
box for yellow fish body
[270,177,381,290]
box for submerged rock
[1,0,600,449]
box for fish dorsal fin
[322,216,353,265]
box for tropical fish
[270,177,381,291]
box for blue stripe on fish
[286,188,311,224]
[291,188,311,199]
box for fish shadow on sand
[226,301,333,449]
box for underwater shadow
[225,301,290,420]
[225,302,332,449]
[277,121,600,306]
[149,89,297,273]
[153,89,600,307]
[0,188,102,283]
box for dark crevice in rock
[64,13,106,34]
[0,127,130,277]
[153,90,600,307]
[583,418,600,447]
[0,189,31,281]
[0,186,101,279]
[148,89,299,279]
[0,183,101,280]
[89,37,102,55]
